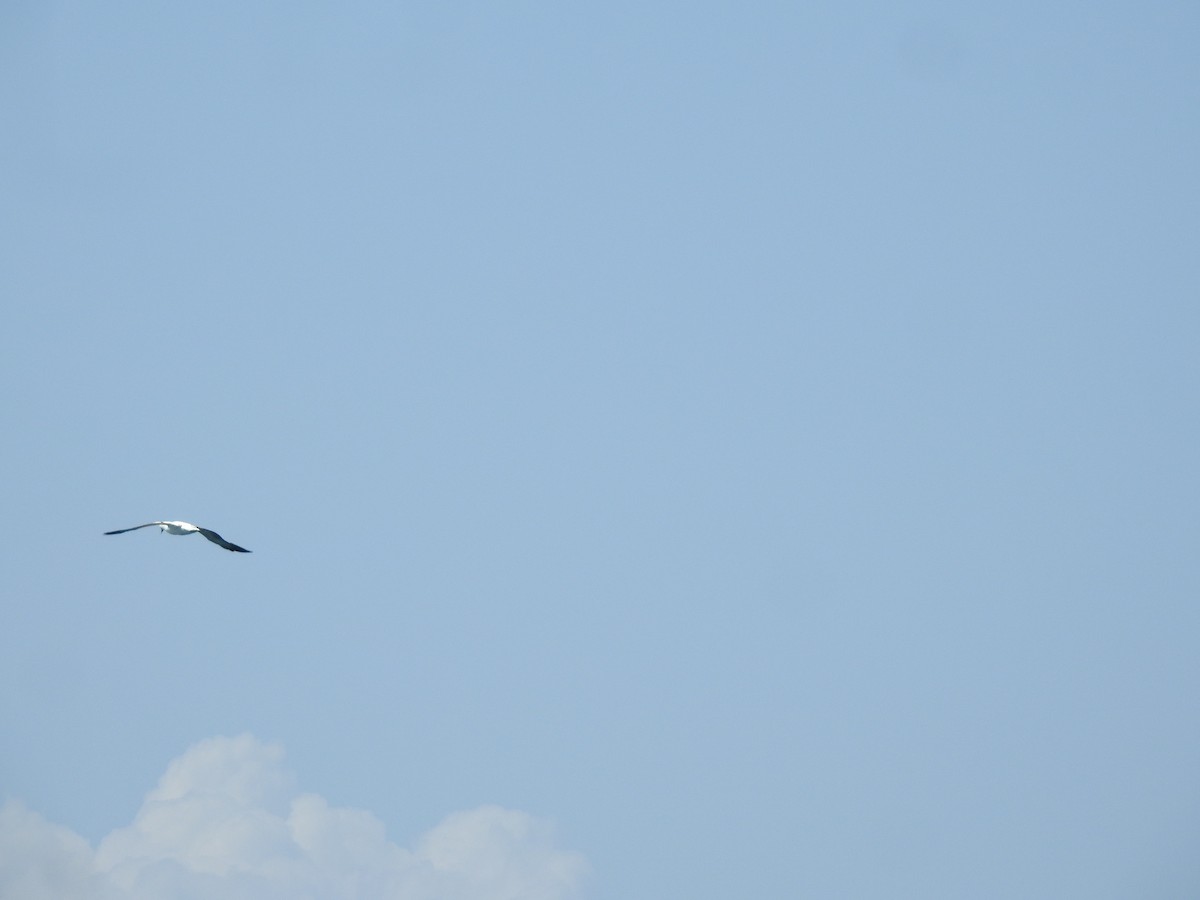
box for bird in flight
[104,521,251,553]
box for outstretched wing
[197,527,251,553]
[104,523,163,535]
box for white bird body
[104,520,251,552]
[157,521,198,536]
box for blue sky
[2,3,1199,898]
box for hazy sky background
[2,3,1198,898]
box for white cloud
[2,735,588,900]
[0,801,112,900]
